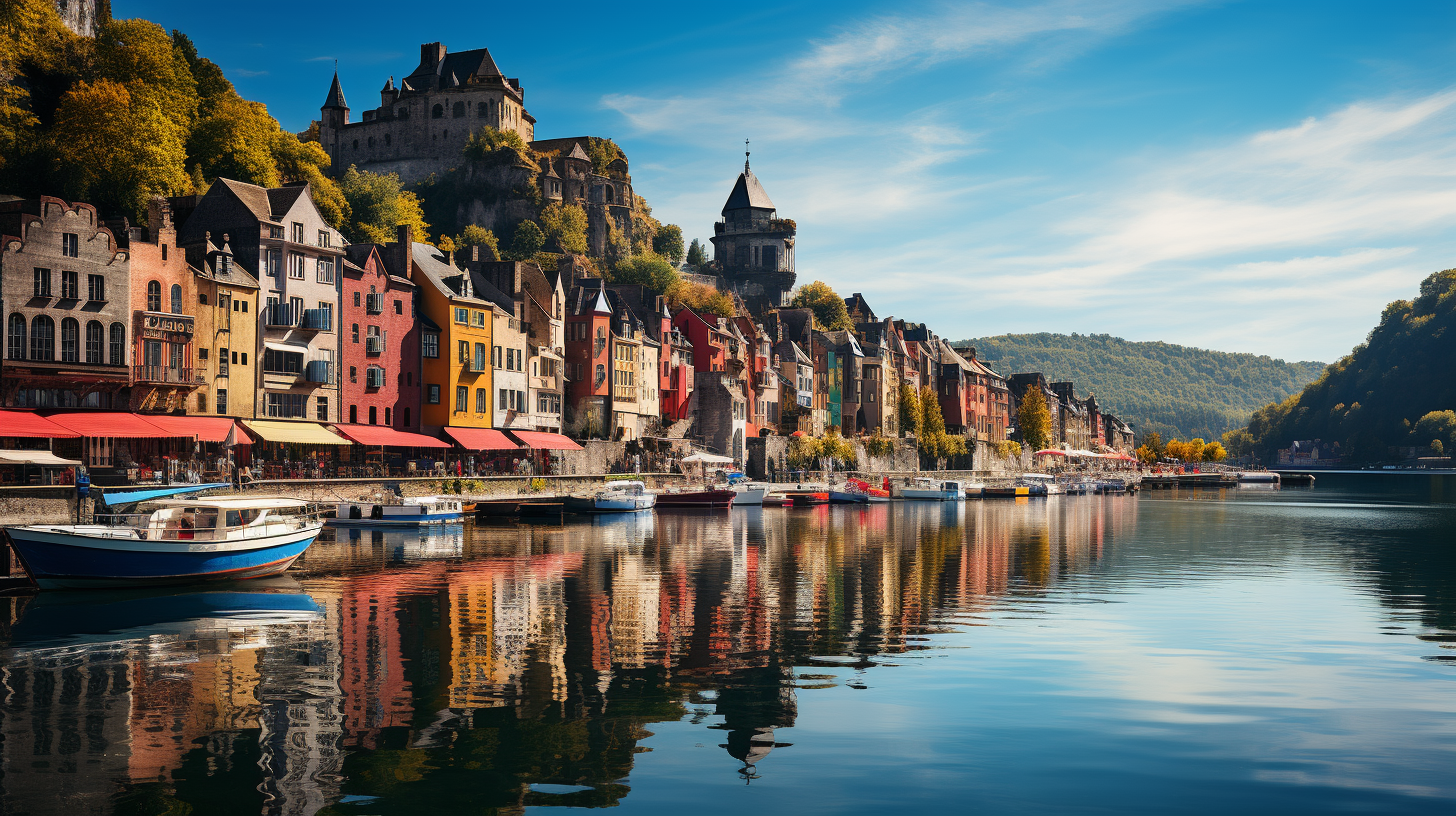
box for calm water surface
[3,473,1455,814]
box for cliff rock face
[1242,268,1456,461]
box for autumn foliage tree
[1017,385,1052,452]
[897,382,921,439]
[338,166,429,245]
[790,281,853,331]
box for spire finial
[745,138,750,171]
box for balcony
[305,360,333,384]
[133,365,204,385]
[263,305,295,328]
[365,336,384,355]
[365,366,385,388]
[365,293,384,315]
[299,308,333,332]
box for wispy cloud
[233,69,269,77]
[305,56,336,63]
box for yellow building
[188,234,259,418]
[411,242,493,431]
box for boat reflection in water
[1,485,1454,815]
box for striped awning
[242,420,351,445]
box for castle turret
[380,76,396,107]
[710,148,796,313]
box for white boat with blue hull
[4,497,324,590]
[330,496,465,525]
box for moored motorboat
[331,496,465,525]
[828,489,869,504]
[1237,471,1280,484]
[761,493,790,507]
[1021,473,1061,495]
[982,484,1029,498]
[568,480,656,513]
[5,497,324,590]
[900,477,965,501]
[474,499,522,518]
[655,487,736,508]
[730,482,768,506]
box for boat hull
[6,525,320,590]
[732,488,766,506]
[655,490,736,508]
[330,502,463,525]
[828,491,869,504]
[901,489,959,501]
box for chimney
[421,42,445,70]
[396,223,411,247]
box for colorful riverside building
[340,243,419,429]
[171,179,345,422]
[120,198,203,415]
[187,231,259,418]
[387,228,493,433]
[0,197,132,409]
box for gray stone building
[711,157,796,314]
[0,196,132,409]
[171,180,345,422]
[317,43,535,185]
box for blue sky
[126,0,1456,363]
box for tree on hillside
[668,279,734,318]
[452,224,499,260]
[539,202,588,255]
[1203,441,1227,462]
[653,224,684,262]
[51,79,189,218]
[1017,385,1051,452]
[338,166,428,245]
[686,239,709,271]
[791,281,852,331]
[1140,431,1164,457]
[614,253,679,293]
[507,219,545,260]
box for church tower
[710,147,796,314]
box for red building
[565,285,613,435]
[341,244,420,429]
[672,306,729,374]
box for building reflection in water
[0,499,1135,814]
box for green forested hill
[964,333,1326,441]
[1235,269,1456,462]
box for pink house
[341,244,420,429]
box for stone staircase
[664,416,694,439]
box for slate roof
[722,168,776,214]
[265,184,308,219]
[323,72,347,109]
[407,47,507,92]
[214,178,275,223]
[412,242,486,304]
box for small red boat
[786,491,829,506]
[654,488,737,508]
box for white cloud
[605,2,1456,361]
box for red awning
[1034,449,1068,456]
[44,412,174,438]
[509,430,583,451]
[0,410,79,438]
[141,415,244,443]
[445,427,522,451]
[335,424,451,448]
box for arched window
[431,104,444,119]
[29,315,53,361]
[170,284,182,314]
[146,280,161,311]
[109,323,124,366]
[85,321,103,364]
[7,314,25,360]
[60,317,78,362]
[477,101,486,117]
[604,185,614,204]
[452,101,465,118]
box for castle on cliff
[315,43,637,256]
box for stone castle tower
[316,42,536,185]
[710,154,796,313]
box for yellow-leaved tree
[51,79,189,218]
[1017,385,1052,452]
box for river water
[2,474,1454,814]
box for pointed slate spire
[590,286,611,315]
[323,71,347,109]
